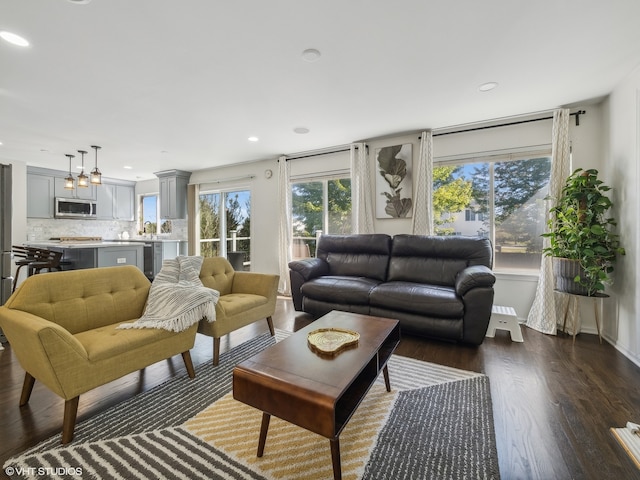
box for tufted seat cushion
[216,293,269,317]
[74,323,187,362]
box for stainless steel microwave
[55,197,97,219]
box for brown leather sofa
[289,234,496,345]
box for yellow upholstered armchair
[198,257,279,365]
[0,266,198,444]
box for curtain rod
[430,110,586,138]
[285,144,366,161]
[284,110,586,159]
[201,174,255,185]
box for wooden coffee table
[233,310,400,480]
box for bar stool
[12,246,38,292]
[12,247,64,292]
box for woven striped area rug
[5,330,500,479]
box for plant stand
[556,291,608,344]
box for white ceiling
[2,0,640,181]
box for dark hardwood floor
[1,297,640,479]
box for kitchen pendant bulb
[90,145,102,185]
[64,154,75,190]
[77,150,88,187]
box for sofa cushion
[301,276,382,305]
[369,281,464,318]
[74,321,190,362]
[317,234,391,281]
[216,293,269,319]
[388,235,493,286]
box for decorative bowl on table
[307,328,360,356]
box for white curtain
[350,143,375,233]
[526,108,572,334]
[411,130,434,235]
[277,156,292,295]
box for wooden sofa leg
[62,396,79,444]
[213,337,220,366]
[19,373,36,406]
[266,316,275,336]
[182,351,196,379]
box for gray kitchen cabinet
[155,170,191,219]
[96,183,116,219]
[97,245,143,269]
[54,177,96,200]
[96,182,134,220]
[27,173,54,218]
[115,184,134,221]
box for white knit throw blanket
[118,256,219,333]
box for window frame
[197,186,252,264]
[290,171,351,258]
[140,193,160,234]
[434,148,552,274]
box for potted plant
[542,168,625,296]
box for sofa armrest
[288,258,329,281]
[455,265,496,296]
[287,258,329,311]
[232,272,279,300]
[0,308,88,397]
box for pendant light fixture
[64,154,75,190]
[77,149,89,187]
[90,145,102,185]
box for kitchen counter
[24,241,144,270]
[26,241,142,249]
[110,238,187,244]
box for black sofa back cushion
[389,235,493,286]
[317,234,392,281]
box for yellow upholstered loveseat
[0,265,198,444]
[198,257,279,365]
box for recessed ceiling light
[124,165,133,169]
[248,136,259,142]
[293,127,310,134]
[302,48,321,62]
[0,31,29,47]
[478,82,499,92]
[67,0,92,4]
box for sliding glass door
[199,189,251,269]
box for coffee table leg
[257,412,270,457]
[330,437,342,480]
[383,365,391,392]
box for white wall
[183,108,605,331]
[189,158,281,275]
[603,64,640,365]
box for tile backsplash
[26,219,187,242]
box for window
[434,154,551,272]
[291,177,351,258]
[199,189,251,269]
[140,194,172,235]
